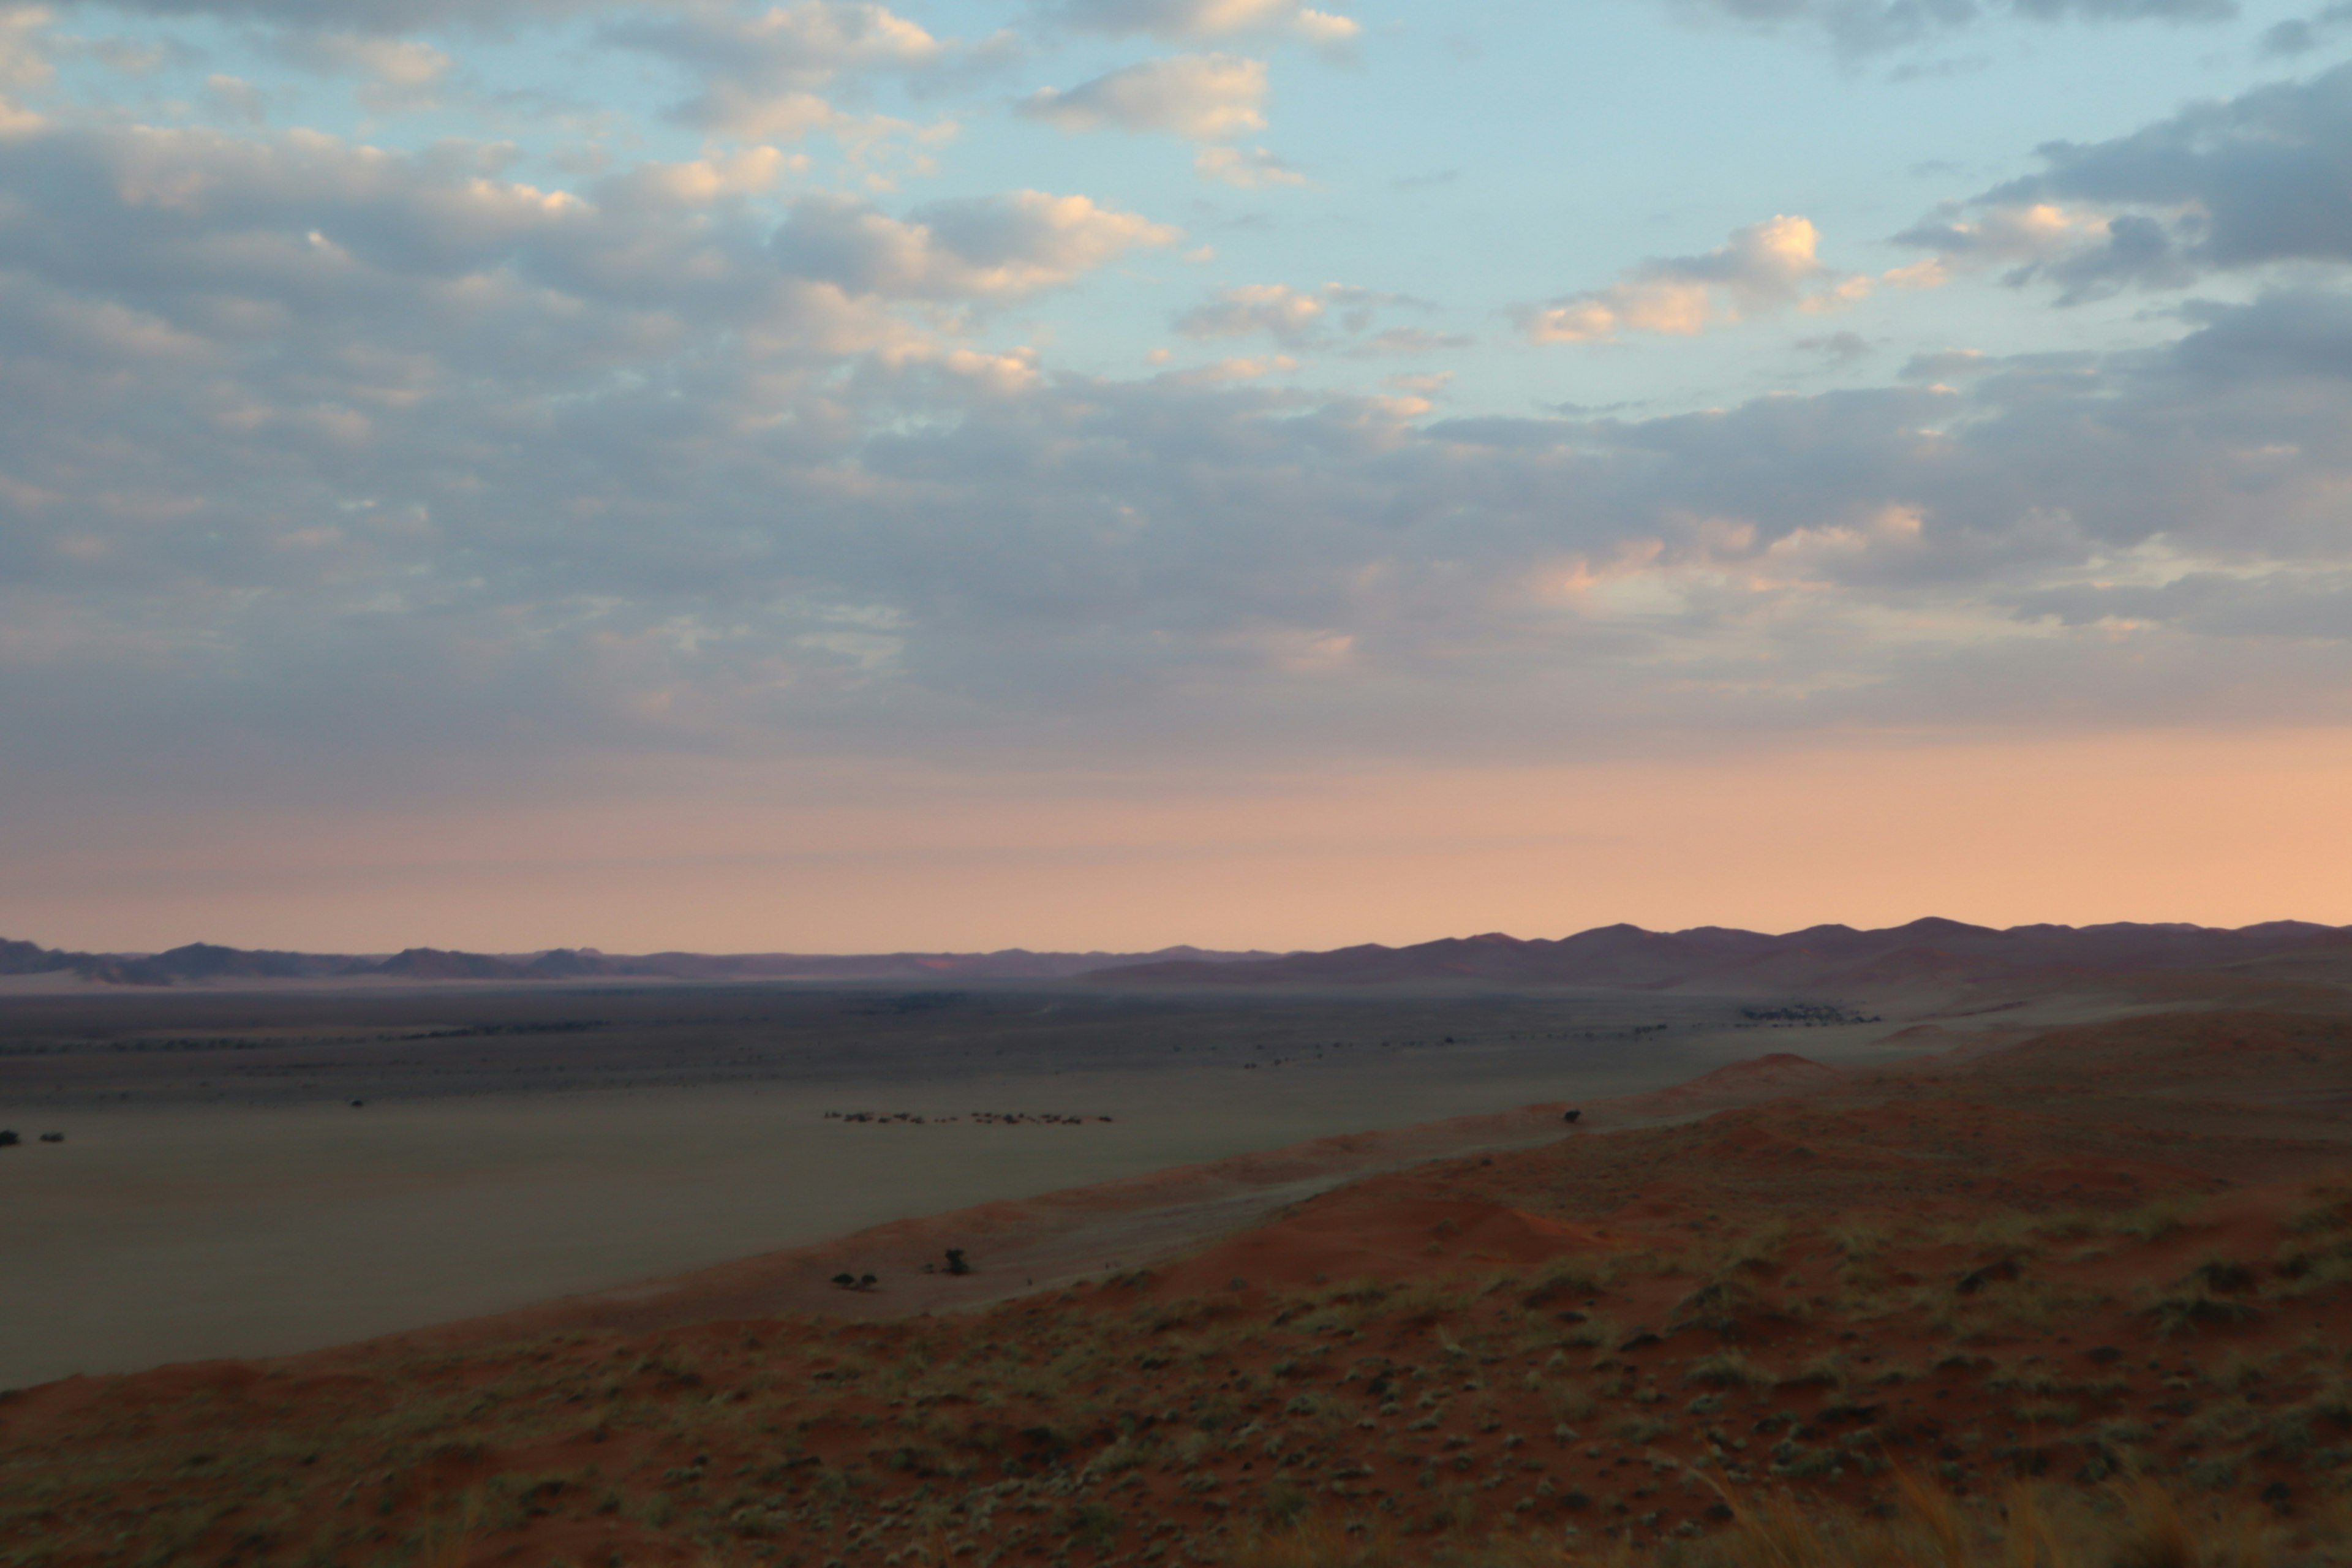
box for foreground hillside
[3,1011,2350,1567]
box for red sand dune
[1607,1052,1845,1118]
[1148,1183,1624,1298]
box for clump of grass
[1683,1351,1773,1390]
[2144,1285,2262,1338]
[1672,1278,1766,1333]
[1717,1218,1793,1276]
[1540,1378,1599,1424]
[2114,1199,2195,1244]
[1675,1471,2291,1568]
[1828,1221,1889,1261]
[1555,1311,1623,1352]
[1781,1352,1851,1392]
[415,1488,484,1568]
[2283,1184,2352,1237]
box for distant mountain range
[4,918,2349,990]
[1084,918,2352,992]
[0,937,1281,987]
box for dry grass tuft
[415,1488,484,1568]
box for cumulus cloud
[772,189,1178,299]
[64,0,613,32]
[1899,347,1991,380]
[1017,53,1267,138]
[1038,0,1361,56]
[10,43,2352,820]
[273,31,456,111]
[1352,326,1472,355]
[1899,64,2352,301]
[610,2,956,145]
[1795,330,1872,362]
[0,6,55,94]
[1193,143,1304,186]
[2260,3,2352,55]
[276,32,454,86]
[1175,282,1329,342]
[1514,216,1862,342]
[605,144,809,206]
[1172,281,1438,350]
[1664,0,2235,55]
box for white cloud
[1175,281,1328,342]
[277,32,454,89]
[1174,281,1434,349]
[1041,0,1361,55]
[606,145,809,207]
[1897,65,2352,304]
[205,74,269,123]
[56,0,620,32]
[0,6,54,95]
[1193,143,1304,186]
[613,1,956,150]
[1664,0,2236,56]
[1019,53,1268,139]
[772,189,1179,299]
[1515,215,1858,343]
[1290,8,1360,55]
[9,32,2352,822]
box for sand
[0,975,2194,1388]
[5,1003,2349,1568]
[0,979,1918,1387]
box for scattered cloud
[1898,64,2352,302]
[1795,330,1872,362]
[611,2,957,149]
[1038,0,1360,57]
[1017,51,1267,138]
[1514,215,1863,343]
[1175,281,1330,342]
[205,73,269,123]
[7,101,2352,799]
[66,0,616,32]
[1173,281,1436,349]
[0,5,47,74]
[1899,347,1991,380]
[773,189,1179,300]
[276,32,454,88]
[1663,0,2237,56]
[274,31,456,111]
[2258,2,2352,54]
[1194,143,1304,186]
[8,0,2352,839]
[1351,326,1473,355]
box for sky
[5,0,2352,954]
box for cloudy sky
[6,0,2352,954]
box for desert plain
[0,976,1932,1388]
[3,922,2351,1567]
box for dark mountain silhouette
[115,943,356,984]
[0,937,126,982]
[616,946,1281,982]
[374,948,534,981]
[0,937,1284,987]
[1087,918,2352,991]
[7,921,2347,992]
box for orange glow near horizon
[11,726,2352,956]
